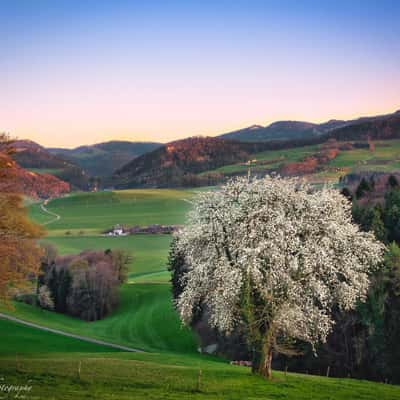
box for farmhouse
[107,225,127,236]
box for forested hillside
[0,148,70,198]
[113,136,271,188]
[12,140,89,189]
[49,140,162,176]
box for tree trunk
[258,340,273,379]
[252,331,274,379]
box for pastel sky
[1,0,399,148]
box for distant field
[328,140,400,172]
[43,235,172,280]
[29,189,196,233]
[28,188,191,281]
[202,145,319,175]
[201,140,400,183]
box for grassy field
[201,140,400,184]
[27,189,194,282]
[43,235,172,281]
[30,189,195,234]
[0,352,399,400]
[0,284,196,354]
[2,188,400,399]
[0,319,120,354]
[202,144,319,175]
[328,140,400,173]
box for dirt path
[40,199,61,225]
[0,313,145,353]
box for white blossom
[175,176,384,347]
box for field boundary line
[0,312,145,353]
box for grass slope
[0,319,120,354]
[202,144,319,175]
[28,188,191,282]
[0,352,398,399]
[3,188,399,399]
[31,189,195,234]
[201,139,400,183]
[328,140,400,172]
[0,284,196,354]
[43,235,172,281]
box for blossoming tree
[174,176,384,379]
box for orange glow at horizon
[5,101,400,148]
[1,1,399,148]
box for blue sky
[1,0,399,147]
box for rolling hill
[219,121,328,142]
[0,150,70,198]
[49,140,162,176]
[1,188,399,399]
[328,111,400,141]
[113,136,271,188]
[219,110,400,142]
[112,111,400,188]
[11,109,400,190]
[12,140,89,189]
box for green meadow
[1,352,398,400]
[328,140,400,172]
[202,144,319,175]
[0,318,120,354]
[32,189,195,233]
[2,188,400,399]
[44,235,172,281]
[1,284,196,354]
[201,140,400,183]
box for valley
[2,2,399,397]
[2,110,400,398]
[1,188,399,399]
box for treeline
[0,149,70,199]
[169,175,400,383]
[327,175,400,382]
[283,176,400,382]
[0,134,44,304]
[35,245,132,321]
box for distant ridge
[218,110,400,142]
[327,112,400,142]
[13,109,400,188]
[48,140,162,176]
[113,109,400,188]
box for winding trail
[0,313,144,353]
[40,199,61,226]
